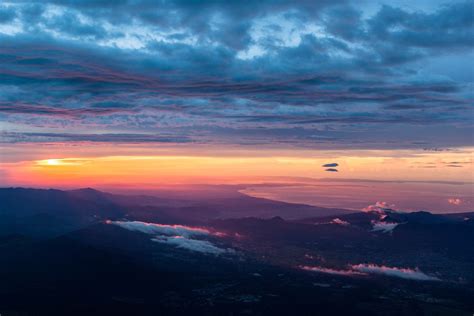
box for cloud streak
[299,265,365,276]
[1,132,193,144]
[330,218,350,226]
[109,220,232,255]
[110,221,211,238]
[350,264,441,281]
[151,236,232,255]
[301,264,441,281]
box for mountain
[0,187,353,234]
[0,187,127,237]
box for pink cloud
[299,265,366,276]
[300,263,441,281]
[363,201,395,214]
[330,218,350,226]
[448,198,462,205]
[350,264,441,281]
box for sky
[0,0,473,189]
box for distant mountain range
[0,187,353,237]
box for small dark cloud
[443,161,471,165]
[323,163,338,167]
[423,148,453,152]
[325,168,338,172]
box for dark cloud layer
[1,132,192,144]
[0,1,472,149]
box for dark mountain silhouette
[0,187,353,231]
[0,187,473,315]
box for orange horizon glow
[1,147,473,189]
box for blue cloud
[0,1,472,149]
[0,5,16,23]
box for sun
[37,159,61,166]
[46,159,61,165]
[36,158,90,166]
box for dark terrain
[0,187,473,315]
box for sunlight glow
[42,159,61,166]
[0,148,467,189]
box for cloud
[1,132,193,144]
[109,220,211,238]
[371,221,399,233]
[325,168,338,172]
[151,235,232,255]
[448,198,462,205]
[322,163,338,167]
[367,2,473,51]
[350,264,441,281]
[444,161,471,165]
[301,264,441,281]
[441,161,472,169]
[299,265,365,276]
[0,1,472,149]
[363,201,396,214]
[363,202,403,232]
[0,5,16,23]
[330,218,350,226]
[109,220,232,255]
